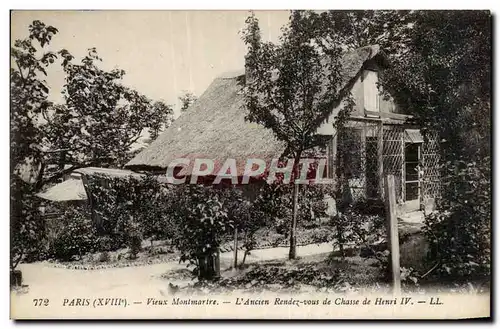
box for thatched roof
[126,45,384,175]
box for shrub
[307,227,335,244]
[48,206,98,261]
[10,177,47,268]
[251,183,331,234]
[98,251,110,262]
[128,231,142,259]
[96,235,122,252]
[330,202,386,261]
[169,185,234,279]
[85,173,172,245]
[424,159,490,278]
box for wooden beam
[331,133,337,184]
[365,110,413,121]
[384,175,401,295]
[377,121,384,199]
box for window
[365,137,379,198]
[363,70,379,112]
[339,128,363,179]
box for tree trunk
[233,226,238,269]
[289,151,302,260]
[289,183,299,259]
[198,247,221,281]
[34,162,46,191]
[10,270,22,287]
[241,250,249,268]
[337,223,345,260]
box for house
[36,172,88,203]
[36,167,149,202]
[126,45,440,218]
[36,167,164,223]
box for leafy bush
[85,173,172,249]
[11,177,48,268]
[98,251,110,262]
[306,227,336,244]
[48,206,98,261]
[251,183,331,235]
[330,202,386,261]
[168,185,234,278]
[127,224,142,259]
[424,159,490,278]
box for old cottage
[126,45,440,219]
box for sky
[11,10,291,116]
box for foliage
[10,20,57,174]
[178,91,197,113]
[380,11,491,157]
[128,233,143,259]
[43,48,174,168]
[241,11,355,258]
[312,10,414,55]
[10,20,173,267]
[85,173,172,250]
[48,205,98,261]
[10,21,59,268]
[305,10,491,279]
[98,251,110,263]
[241,11,355,156]
[330,202,386,262]
[373,11,491,278]
[400,266,419,287]
[148,101,174,141]
[11,20,174,189]
[424,160,490,278]
[218,264,343,289]
[168,185,234,272]
[10,177,47,269]
[251,183,330,235]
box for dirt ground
[11,243,333,305]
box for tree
[11,21,175,191]
[43,47,174,170]
[314,10,413,55]
[148,101,174,141]
[376,11,491,277]
[241,11,354,259]
[319,10,491,277]
[299,10,491,277]
[169,185,234,280]
[179,91,197,113]
[10,20,174,269]
[10,20,59,273]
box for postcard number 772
[33,298,50,307]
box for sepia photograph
[9,9,491,320]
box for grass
[162,249,490,295]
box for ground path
[11,242,333,311]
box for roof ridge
[217,69,245,79]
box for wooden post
[384,175,401,295]
[401,131,405,201]
[377,122,384,199]
[233,226,238,269]
[289,182,299,259]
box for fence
[335,118,440,208]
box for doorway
[404,142,421,211]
